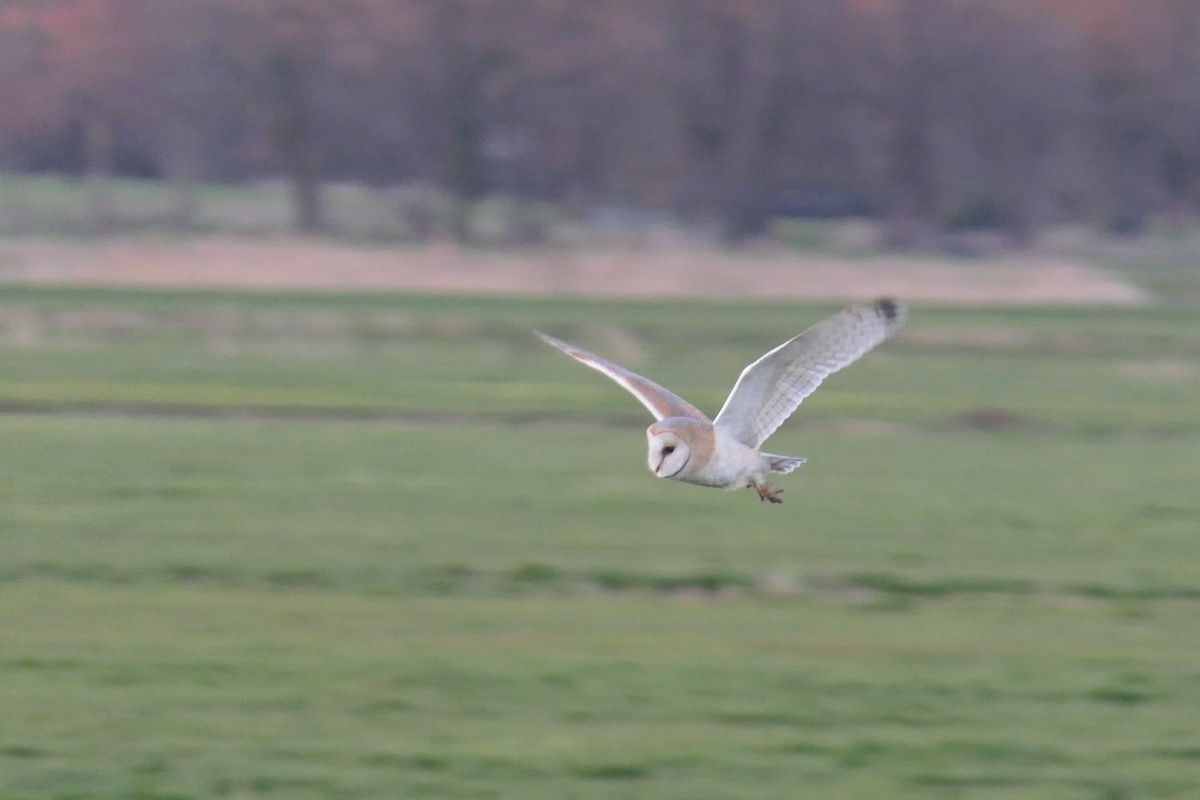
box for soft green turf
[0,287,1198,798]
[2,417,1197,595]
[4,585,1200,799]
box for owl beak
[652,448,686,479]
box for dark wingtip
[873,297,905,324]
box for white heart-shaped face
[647,430,690,478]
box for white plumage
[536,298,906,503]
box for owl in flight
[536,298,906,504]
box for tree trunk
[82,103,116,235]
[670,3,786,248]
[268,42,326,234]
[428,1,494,243]
[289,134,324,235]
[163,122,200,230]
[280,91,325,234]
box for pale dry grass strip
[0,236,1152,305]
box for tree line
[1,0,1198,246]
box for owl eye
[662,445,676,455]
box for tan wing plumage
[713,298,906,449]
[535,330,710,422]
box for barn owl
[535,298,906,504]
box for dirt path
[0,236,1152,305]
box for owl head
[646,418,710,479]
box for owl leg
[753,481,784,504]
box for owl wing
[713,298,906,449]
[535,330,709,422]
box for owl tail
[764,453,807,475]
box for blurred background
[2,2,1200,799]
[1,0,1200,253]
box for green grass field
[1,286,1198,798]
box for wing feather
[713,298,906,448]
[535,330,709,422]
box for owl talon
[754,482,784,504]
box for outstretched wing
[713,298,906,448]
[535,330,709,422]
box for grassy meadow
[0,285,1198,798]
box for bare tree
[397,0,538,241]
[495,1,641,210]
[1077,1,1173,235]
[654,0,802,244]
[2,0,1199,244]
[874,0,951,247]
[106,0,241,229]
[947,3,1086,245]
[1153,0,1200,224]
[0,0,148,232]
[226,0,382,233]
